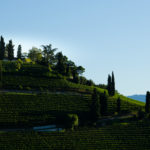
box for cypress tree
[0,60,2,88]
[112,71,115,96]
[145,91,150,113]
[90,88,100,122]
[107,74,112,95]
[117,97,121,113]
[0,36,5,60]
[107,72,115,96]
[17,45,22,59]
[7,40,14,61]
[100,91,108,116]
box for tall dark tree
[0,60,2,88]
[100,91,108,116]
[90,88,100,122]
[7,40,14,61]
[56,52,66,75]
[145,91,150,113]
[107,72,115,96]
[107,74,112,95]
[117,97,121,113]
[0,36,5,60]
[17,45,22,59]
[112,71,115,96]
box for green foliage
[28,47,42,62]
[107,72,115,96]
[41,44,57,65]
[2,61,16,72]
[86,79,95,86]
[18,85,23,90]
[24,58,32,63]
[66,64,71,77]
[79,76,87,85]
[6,40,14,60]
[17,45,22,59]
[100,91,108,116]
[117,97,121,113]
[0,36,5,60]
[145,91,150,113]
[65,114,79,130]
[0,121,149,149]
[3,73,106,95]
[96,84,107,89]
[0,93,89,126]
[15,59,23,71]
[110,95,144,115]
[111,71,115,95]
[48,64,52,72]
[107,74,112,95]
[76,66,85,75]
[137,109,145,119]
[55,52,66,75]
[90,88,100,122]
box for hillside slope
[0,61,145,128]
[128,95,145,103]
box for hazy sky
[0,0,150,95]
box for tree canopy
[28,47,42,62]
[17,45,22,59]
[7,40,14,61]
[0,36,5,60]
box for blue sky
[0,0,150,95]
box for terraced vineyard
[0,93,91,127]
[0,120,149,150]
[0,92,144,128]
[0,61,147,149]
[3,75,98,93]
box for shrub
[15,62,21,71]
[17,59,23,64]
[24,58,32,63]
[64,114,79,130]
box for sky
[0,0,150,95]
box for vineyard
[0,92,144,128]
[0,120,149,150]
[0,61,147,149]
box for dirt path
[97,114,135,126]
